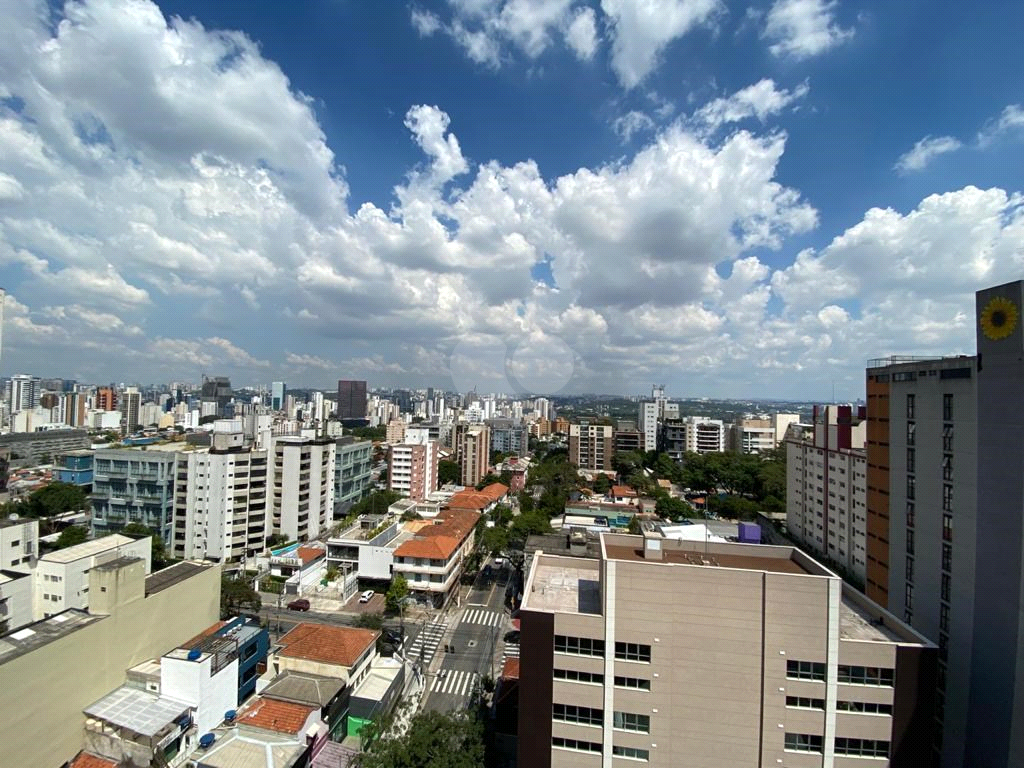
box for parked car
[287,598,310,612]
[359,590,375,603]
[504,630,520,644]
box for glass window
[786,660,826,681]
[615,642,651,662]
[906,475,915,500]
[612,745,649,761]
[554,668,604,685]
[943,484,953,512]
[838,665,895,686]
[786,696,825,710]
[555,635,605,657]
[942,543,952,573]
[941,573,951,602]
[906,528,914,556]
[939,603,950,633]
[942,454,953,481]
[553,704,603,727]
[906,421,916,446]
[784,733,823,753]
[613,711,650,733]
[943,394,953,421]
[835,738,890,758]
[943,513,953,542]
[906,394,915,419]
[552,737,602,753]
[837,700,893,715]
[906,502,915,527]
[906,447,915,474]
[906,556,914,583]
[905,583,913,611]
[614,675,651,691]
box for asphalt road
[424,560,513,712]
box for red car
[287,598,310,611]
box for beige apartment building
[569,424,614,472]
[456,423,490,487]
[518,529,936,768]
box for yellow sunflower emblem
[980,296,1019,341]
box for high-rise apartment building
[638,401,658,452]
[385,418,406,445]
[387,439,439,501]
[58,391,87,427]
[661,416,725,459]
[785,405,868,583]
[200,376,233,418]
[337,380,368,420]
[729,416,794,454]
[456,424,490,487]
[271,381,286,411]
[91,448,177,543]
[335,435,373,513]
[568,424,614,471]
[865,280,1024,768]
[120,386,141,434]
[95,386,118,411]
[272,435,336,543]
[488,418,529,456]
[6,374,40,413]
[518,530,937,768]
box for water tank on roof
[199,733,216,749]
[225,709,237,723]
[187,648,202,661]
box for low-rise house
[262,623,379,694]
[392,509,480,607]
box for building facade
[387,439,439,501]
[337,380,368,420]
[91,448,177,543]
[785,405,868,584]
[518,531,937,768]
[335,436,373,514]
[660,417,726,460]
[456,424,491,487]
[271,381,286,412]
[0,428,90,467]
[272,436,335,543]
[568,424,614,471]
[729,418,776,454]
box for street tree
[355,709,484,768]
[386,574,409,612]
[437,460,461,486]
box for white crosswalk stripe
[502,644,520,659]
[407,621,447,667]
[430,669,479,697]
[461,608,503,627]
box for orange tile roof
[395,508,480,560]
[501,658,520,680]
[182,620,227,649]
[297,546,325,565]
[277,623,379,668]
[611,485,637,497]
[237,697,318,735]
[446,483,509,511]
[69,753,119,768]
[479,482,509,501]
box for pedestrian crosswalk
[429,669,479,698]
[461,608,503,627]
[502,643,520,661]
[407,620,447,667]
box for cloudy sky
[1,0,1022,399]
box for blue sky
[0,0,1022,399]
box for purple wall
[737,522,761,543]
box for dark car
[287,598,310,611]
[504,630,520,644]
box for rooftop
[394,508,480,560]
[525,557,602,614]
[236,697,317,735]
[501,658,520,680]
[40,533,137,563]
[69,753,119,768]
[610,485,637,497]
[145,561,215,597]
[0,609,103,665]
[276,623,378,669]
[261,671,344,707]
[602,539,810,575]
[351,658,402,702]
[84,685,191,737]
[196,728,306,768]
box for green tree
[517,491,535,514]
[349,490,402,518]
[386,575,408,612]
[509,511,551,541]
[591,474,612,495]
[758,445,787,500]
[356,612,385,630]
[655,496,694,521]
[349,425,387,441]
[492,504,514,526]
[199,414,218,425]
[612,450,646,479]
[355,709,485,768]
[627,516,642,534]
[122,522,169,569]
[27,482,87,518]
[220,576,261,619]
[55,525,88,549]
[479,525,509,556]
[437,460,461,486]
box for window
[615,642,651,662]
[10,539,19,547]
[942,543,952,573]
[554,668,604,685]
[906,475,915,500]
[906,502,915,527]
[943,393,953,421]
[905,583,913,611]
[906,394,915,419]
[943,423,954,452]
[838,666,894,686]
[786,660,826,681]
[614,675,651,691]
[939,603,950,633]
[836,738,890,758]
[786,696,825,710]
[906,447,915,474]
[941,573,951,602]
[943,513,953,542]
[613,711,650,733]
[943,484,953,512]
[553,704,603,727]
[906,556,914,583]
[942,454,953,481]
[552,737,602,753]
[784,733,823,753]
[555,635,605,657]
[837,700,893,715]
[612,745,649,761]
[906,528,914,556]
[906,421,915,446]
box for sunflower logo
[980,296,1019,341]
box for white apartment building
[0,570,32,633]
[729,418,776,454]
[661,416,726,459]
[387,438,439,501]
[272,435,335,543]
[33,533,151,620]
[0,515,37,572]
[638,402,658,453]
[173,437,270,563]
[785,405,868,584]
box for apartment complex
[392,509,480,607]
[91,448,177,542]
[660,416,725,459]
[518,530,936,768]
[785,405,868,583]
[569,424,614,472]
[335,435,373,513]
[387,437,440,501]
[456,423,490,487]
[272,435,335,543]
[489,418,529,456]
[729,413,799,454]
[0,515,37,571]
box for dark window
[555,635,605,657]
[552,737,602,753]
[553,704,603,727]
[835,738,891,757]
[786,696,825,710]
[906,447,915,474]
[943,393,954,421]
[784,733,823,753]
[787,660,826,681]
[554,668,604,685]
[906,556,914,583]
[612,745,649,761]
[613,711,650,733]
[943,513,953,542]
[615,642,651,662]
[906,394,915,419]
[942,543,952,573]
[943,423,954,452]
[906,528,915,556]
[943,484,953,512]
[837,700,893,715]
[941,573,951,602]
[906,421,916,446]
[838,666,895,686]
[942,454,953,481]
[906,502,915,527]
[614,675,651,691]
[906,475,915,500]
[940,603,950,633]
[905,583,913,611]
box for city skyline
[0,2,1022,398]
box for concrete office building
[200,376,233,418]
[569,424,614,472]
[785,405,868,584]
[337,380,368,420]
[173,436,270,563]
[91,448,177,543]
[335,436,373,514]
[272,435,335,543]
[518,530,937,768]
[456,423,491,487]
[864,280,1024,768]
[0,559,220,768]
[0,428,90,466]
[6,374,40,413]
[271,381,287,411]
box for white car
[359,590,374,603]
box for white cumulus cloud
[763,0,853,59]
[894,135,962,173]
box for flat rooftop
[0,610,104,666]
[526,560,602,615]
[145,561,215,596]
[85,686,190,737]
[603,541,811,575]
[41,534,137,563]
[195,729,306,768]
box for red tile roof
[297,545,325,565]
[501,658,520,680]
[69,753,119,768]
[237,697,318,735]
[395,508,481,560]
[479,482,510,501]
[277,623,379,668]
[611,485,637,497]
